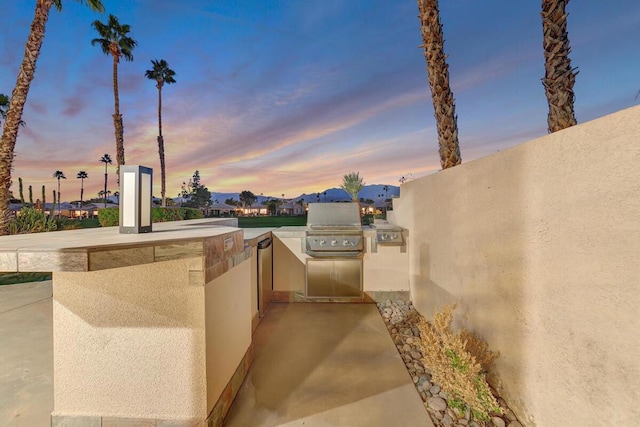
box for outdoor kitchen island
[0,218,256,427]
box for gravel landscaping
[377,299,523,427]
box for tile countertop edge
[0,221,247,273]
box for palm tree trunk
[157,85,167,208]
[80,179,84,218]
[541,0,577,133]
[0,0,54,235]
[112,54,125,174]
[417,0,461,170]
[104,166,108,208]
[57,178,60,217]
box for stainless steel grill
[305,203,364,300]
[305,203,363,258]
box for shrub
[181,207,204,219]
[152,207,184,222]
[98,207,205,226]
[8,207,57,234]
[98,207,119,227]
[417,304,502,422]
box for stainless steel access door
[306,258,362,298]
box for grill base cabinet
[306,258,362,299]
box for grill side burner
[371,224,406,253]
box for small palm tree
[77,171,88,217]
[91,14,137,172]
[100,154,112,208]
[341,172,365,202]
[541,0,577,133]
[0,1,104,235]
[417,0,461,169]
[383,185,389,200]
[53,170,66,217]
[113,190,119,204]
[145,59,176,208]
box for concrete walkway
[0,281,53,427]
[224,303,433,427]
[0,284,432,427]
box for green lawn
[0,272,52,286]
[238,215,307,228]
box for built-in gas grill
[305,203,364,258]
[305,203,364,300]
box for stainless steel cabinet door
[306,259,362,298]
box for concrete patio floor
[0,281,53,427]
[0,283,432,427]
[223,303,433,427]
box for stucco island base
[50,254,252,427]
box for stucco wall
[53,258,207,420]
[363,239,409,292]
[205,259,252,412]
[392,105,640,426]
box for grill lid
[307,202,361,228]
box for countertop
[0,218,244,273]
[241,228,275,246]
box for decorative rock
[507,422,523,427]
[505,409,517,421]
[491,417,506,427]
[434,411,444,420]
[411,351,422,360]
[413,376,419,384]
[406,337,414,344]
[441,414,454,426]
[403,344,412,352]
[427,396,448,412]
[430,384,441,394]
[458,419,468,426]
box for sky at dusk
[1,1,639,202]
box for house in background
[203,202,236,217]
[279,201,306,216]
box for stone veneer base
[207,344,254,427]
[271,290,411,303]
[51,344,254,427]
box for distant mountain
[207,184,399,204]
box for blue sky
[1,0,639,201]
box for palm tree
[541,0,577,133]
[417,0,461,170]
[341,172,365,202]
[53,170,66,216]
[100,154,112,208]
[91,14,137,172]
[1,94,26,128]
[0,0,105,235]
[0,94,9,127]
[383,185,389,200]
[77,171,88,217]
[113,190,119,204]
[145,59,176,208]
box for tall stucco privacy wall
[392,105,640,426]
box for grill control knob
[343,239,350,246]
[319,240,326,246]
[331,240,338,246]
